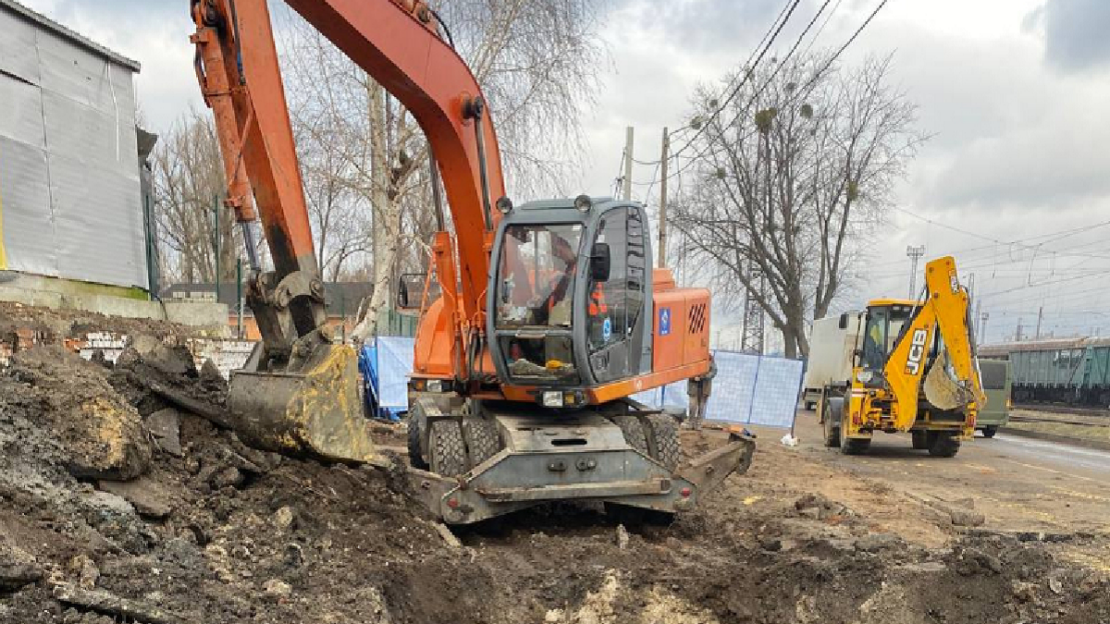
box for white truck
[801,313,860,409]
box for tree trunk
[352,82,397,342]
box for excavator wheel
[430,420,469,477]
[611,415,650,455]
[643,414,681,471]
[927,431,961,458]
[407,406,428,470]
[462,416,502,469]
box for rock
[200,359,223,383]
[210,466,244,490]
[263,579,292,602]
[68,554,100,589]
[82,490,135,516]
[146,409,183,457]
[760,538,783,552]
[616,524,630,550]
[0,541,43,591]
[1012,580,1039,603]
[284,544,304,568]
[854,533,902,553]
[948,508,986,527]
[272,506,296,531]
[97,478,174,519]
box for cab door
[586,207,648,383]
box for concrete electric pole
[657,127,669,268]
[906,245,925,299]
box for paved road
[778,412,1110,537]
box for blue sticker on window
[602,317,612,341]
[659,307,671,336]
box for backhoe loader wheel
[927,431,961,458]
[822,403,840,448]
[430,420,468,477]
[644,414,681,470]
[911,430,929,450]
[611,415,649,455]
[840,434,871,455]
[462,417,502,469]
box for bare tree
[152,109,243,285]
[673,54,923,357]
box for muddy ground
[1,310,1108,623]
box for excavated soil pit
[0,308,1107,623]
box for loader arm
[884,256,985,430]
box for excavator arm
[190,0,506,461]
[884,256,985,430]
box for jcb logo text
[905,328,928,375]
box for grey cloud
[1040,0,1110,71]
[624,0,816,54]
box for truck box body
[803,314,860,408]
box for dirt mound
[1,334,1108,623]
[6,347,152,480]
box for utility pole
[906,245,925,299]
[979,311,989,344]
[657,127,669,268]
[1035,305,1044,339]
[741,263,765,355]
[1016,317,1024,342]
[974,298,982,342]
[622,126,634,201]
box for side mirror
[590,243,611,282]
[838,312,849,330]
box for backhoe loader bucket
[227,342,379,464]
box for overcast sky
[19,0,1110,346]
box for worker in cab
[530,234,578,326]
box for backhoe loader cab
[488,197,653,394]
[856,300,917,383]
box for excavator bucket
[227,342,380,464]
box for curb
[998,426,1110,453]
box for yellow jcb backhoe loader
[817,256,986,457]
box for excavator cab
[488,197,652,393]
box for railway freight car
[980,338,1110,406]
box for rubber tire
[612,415,649,455]
[927,431,961,458]
[407,405,428,470]
[911,430,929,450]
[462,417,502,469]
[822,402,841,448]
[981,426,998,439]
[840,434,871,455]
[643,414,681,471]
[430,420,469,477]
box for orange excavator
[191,0,754,524]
